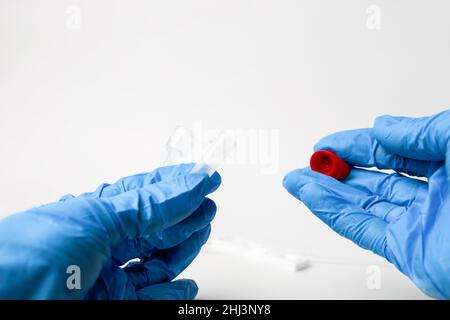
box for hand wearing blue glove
[0,163,221,299]
[284,110,450,299]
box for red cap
[310,150,350,180]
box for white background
[1,0,449,299]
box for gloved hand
[0,163,221,299]
[283,111,450,299]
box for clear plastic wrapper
[165,125,236,176]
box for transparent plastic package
[164,125,236,176]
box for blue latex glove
[0,163,221,299]
[284,111,450,299]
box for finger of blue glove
[374,111,450,162]
[59,164,202,202]
[59,194,76,202]
[111,198,216,264]
[84,259,138,300]
[136,279,199,300]
[284,168,407,223]
[314,128,440,177]
[98,172,219,245]
[344,168,427,210]
[76,164,221,199]
[283,168,388,256]
[132,198,216,252]
[126,225,211,290]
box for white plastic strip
[203,237,310,272]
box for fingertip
[201,198,217,221]
[187,199,217,229]
[186,170,221,196]
[177,279,199,300]
[146,163,197,185]
[373,115,408,143]
[282,168,307,195]
[282,169,296,192]
[188,225,212,250]
[297,181,325,206]
[136,279,199,300]
[185,171,211,190]
[313,130,355,153]
[374,114,400,128]
[209,171,222,192]
[284,169,350,210]
[59,193,75,202]
[199,224,212,241]
[313,135,335,152]
[181,279,199,293]
[283,167,323,199]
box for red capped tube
[310,150,350,180]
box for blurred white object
[164,126,196,165]
[165,125,236,176]
[203,237,310,272]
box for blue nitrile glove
[0,163,221,299]
[283,110,450,299]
